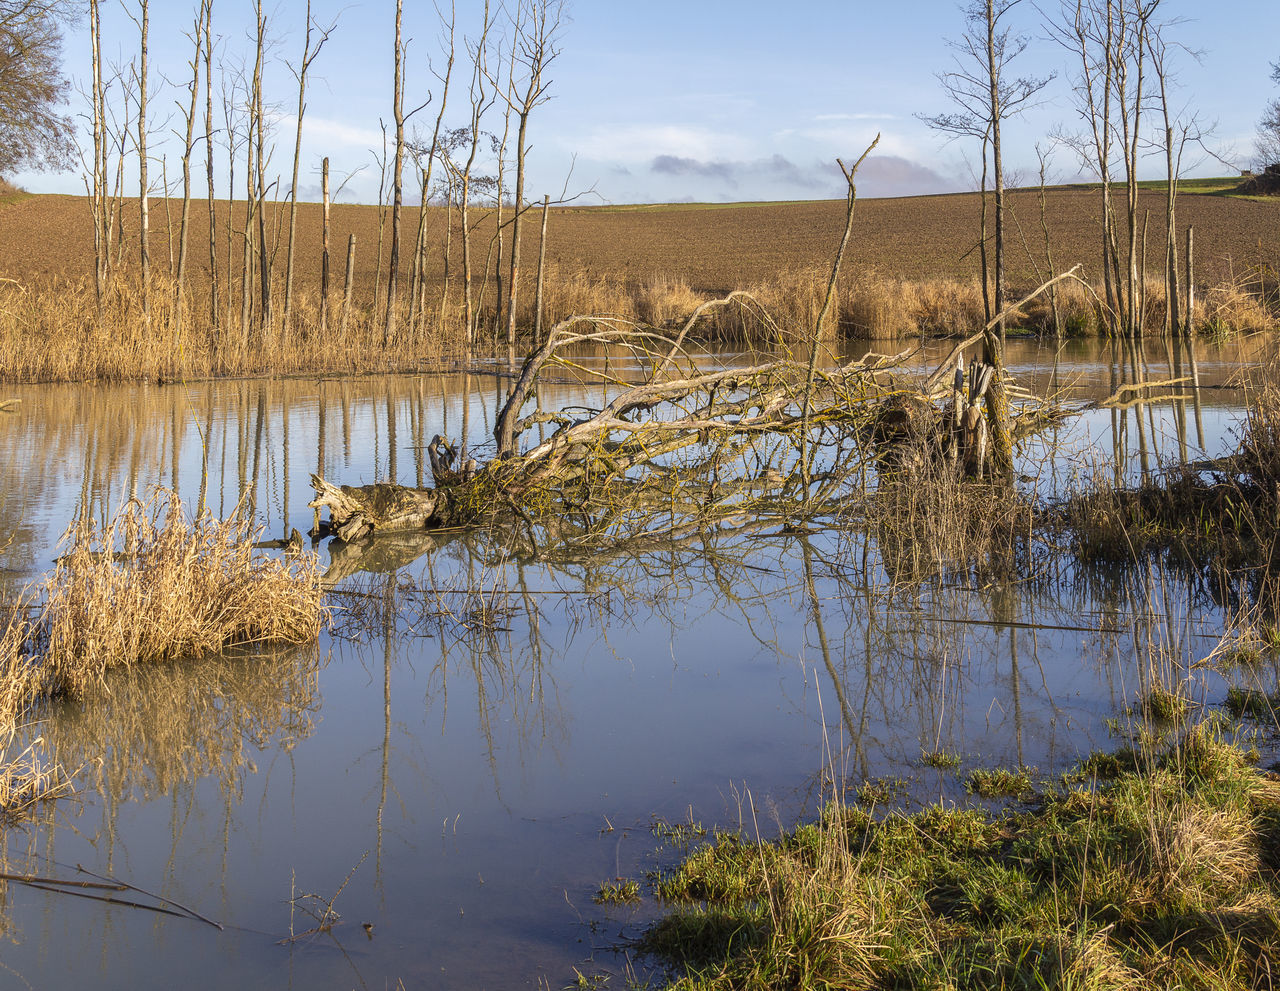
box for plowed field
[1,186,1275,297]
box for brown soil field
[1,186,1275,300]
[0,186,1274,382]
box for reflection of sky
[2,349,1276,989]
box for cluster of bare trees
[1050,0,1208,338]
[926,0,1213,350]
[81,0,566,356]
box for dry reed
[35,490,326,697]
[2,260,1273,384]
[0,491,327,818]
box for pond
[0,335,1276,989]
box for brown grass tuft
[1,491,326,818]
[35,491,326,698]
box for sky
[17,0,1280,205]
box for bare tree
[131,0,151,319]
[1145,22,1205,336]
[204,0,217,329]
[283,0,336,329]
[1052,0,1168,337]
[384,0,405,347]
[500,0,563,353]
[406,2,457,342]
[88,0,108,306]
[1257,59,1280,169]
[451,1,498,354]
[251,0,270,336]
[173,0,212,323]
[921,0,1053,338]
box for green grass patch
[965,765,1035,799]
[1225,687,1280,722]
[856,775,911,805]
[594,878,642,905]
[633,724,1280,989]
[920,748,963,770]
[1142,685,1191,723]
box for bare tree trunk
[533,193,549,343]
[241,109,255,347]
[439,183,453,329]
[204,0,218,331]
[175,1,208,329]
[374,124,389,318]
[89,0,107,312]
[408,167,428,336]
[1184,225,1194,333]
[342,234,357,336]
[320,156,330,335]
[504,0,563,351]
[252,0,271,338]
[284,0,316,330]
[384,0,405,347]
[979,134,992,322]
[460,0,495,355]
[985,0,1006,343]
[137,0,151,322]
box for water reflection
[0,336,1274,988]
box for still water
[0,336,1274,989]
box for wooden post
[1184,226,1194,335]
[320,157,331,335]
[533,194,550,344]
[341,234,356,336]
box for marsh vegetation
[0,330,1276,987]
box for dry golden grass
[0,186,1275,381]
[37,490,326,697]
[0,491,327,816]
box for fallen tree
[309,304,918,543]
[307,139,1087,556]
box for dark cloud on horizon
[647,152,956,199]
[651,153,828,190]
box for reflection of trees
[50,644,321,804]
[0,643,321,941]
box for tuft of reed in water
[1,491,327,817]
[34,490,326,698]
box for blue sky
[19,0,1279,204]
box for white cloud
[813,112,899,122]
[302,116,388,154]
[570,123,755,164]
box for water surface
[0,336,1275,989]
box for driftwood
[307,267,1096,550]
[308,476,454,541]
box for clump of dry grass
[35,491,326,698]
[632,275,708,328]
[1,491,327,818]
